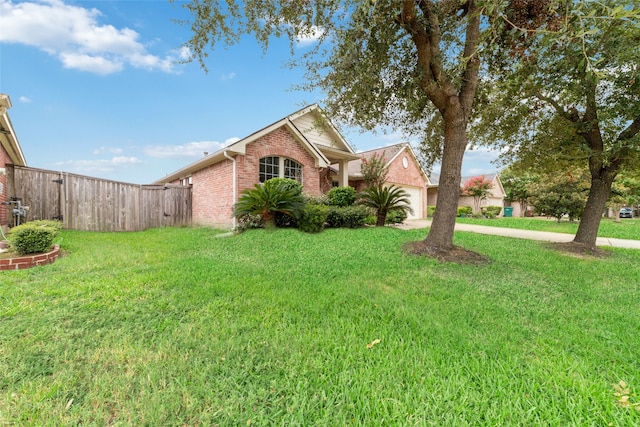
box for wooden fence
[4,166,191,232]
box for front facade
[155,105,359,228]
[345,144,430,220]
[1,94,28,232]
[427,173,506,216]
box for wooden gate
[4,166,191,232]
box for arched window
[259,157,303,183]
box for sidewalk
[396,220,640,250]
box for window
[284,158,303,181]
[259,156,303,183]
[259,156,279,182]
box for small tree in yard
[529,175,588,223]
[358,185,413,227]
[462,176,493,214]
[361,152,388,189]
[233,179,306,228]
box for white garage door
[398,186,423,219]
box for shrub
[385,208,408,224]
[483,206,502,218]
[357,184,413,226]
[8,220,62,255]
[235,214,264,232]
[297,204,329,233]
[267,177,303,195]
[325,205,370,228]
[233,179,306,227]
[427,205,436,217]
[326,186,357,207]
[457,206,473,217]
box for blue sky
[1,0,500,184]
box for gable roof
[154,104,358,184]
[429,173,504,195]
[345,143,430,182]
[0,94,27,167]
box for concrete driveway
[396,220,640,250]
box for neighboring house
[155,104,360,228]
[428,173,506,215]
[1,94,28,232]
[344,143,430,219]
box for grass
[1,226,640,425]
[457,216,640,240]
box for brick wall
[191,125,323,228]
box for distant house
[154,105,360,228]
[344,143,430,219]
[428,173,506,216]
[1,94,28,231]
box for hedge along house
[155,105,360,228]
[1,94,28,234]
[427,173,506,216]
[344,143,430,220]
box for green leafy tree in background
[360,151,388,189]
[174,0,559,255]
[479,0,640,248]
[529,173,589,223]
[500,168,539,217]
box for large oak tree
[480,0,640,248]
[174,0,558,252]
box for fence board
[5,166,191,231]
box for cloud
[93,146,124,155]
[0,0,178,74]
[220,72,236,81]
[143,139,239,159]
[53,156,142,174]
[296,25,324,46]
[19,96,32,103]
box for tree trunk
[574,175,614,247]
[424,110,468,249]
[376,209,387,227]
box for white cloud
[0,0,178,74]
[19,96,32,103]
[220,72,236,81]
[296,25,324,46]
[143,140,239,159]
[93,146,124,155]
[53,156,141,174]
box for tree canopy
[478,0,640,247]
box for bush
[297,204,329,233]
[427,205,436,217]
[385,208,408,224]
[326,186,357,207]
[483,206,502,218]
[457,206,473,217]
[325,205,370,228]
[8,220,62,255]
[266,177,303,195]
[235,214,264,232]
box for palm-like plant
[233,179,306,228]
[358,184,413,227]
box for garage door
[398,185,423,220]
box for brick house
[1,94,28,233]
[427,173,506,215]
[155,105,360,228]
[344,143,430,219]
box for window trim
[259,156,303,184]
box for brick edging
[0,245,61,271]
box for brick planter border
[0,245,61,271]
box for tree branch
[618,113,640,141]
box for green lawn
[457,216,640,240]
[2,227,640,425]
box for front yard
[1,226,639,425]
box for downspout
[223,151,237,229]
